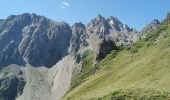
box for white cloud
[63,1,70,7]
[61,1,70,9]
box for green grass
[71,51,96,88]
[63,24,170,100]
[95,89,170,100]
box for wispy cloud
[61,1,70,9]
[63,1,70,7]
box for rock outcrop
[140,19,160,38]
[95,38,117,61]
[107,16,132,32]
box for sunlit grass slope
[63,24,170,100]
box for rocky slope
[16,55,75,100]
[0,55,75,100]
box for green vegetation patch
[71,51,96,88]
[95,89,170,100]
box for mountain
[0,13,137,100]
[0,13,72,68]
[0,13,138,68]
[1,12,170,100]
[63,13,170,100]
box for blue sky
[0,0,170,30]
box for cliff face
[0,13,72,68]
[69,22,88,62]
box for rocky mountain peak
[149,19,160,29]
[96,14,105,20]
[93,14,108,25]
[107,16,122,26]
[86,15,110,38]
[72,22,86,31]
[140,19,160,38]
[107,16,132,32]
[143,19,160,31]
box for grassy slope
[63,24,170,100]
[71,52,96,88]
